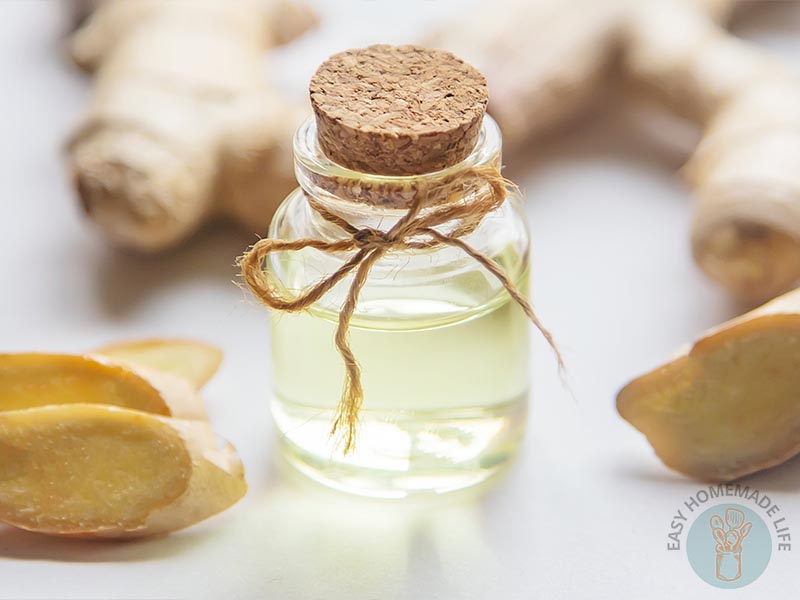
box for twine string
[239,165,563,454]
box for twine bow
[239,165,562,453]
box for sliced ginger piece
[0,404,246,538]
[618,288,800,482]
[0,353,206,420]
[93,338,223,389]
[0,404,189,535]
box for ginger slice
[0,353,206,420]
[0,404,189,535]
[0,404,246,538]
[618,288,800,482]
[93,338,223,389]
[0,353,167,414]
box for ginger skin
[68,0,316,253]
[431,0,800,302]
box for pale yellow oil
[270,285,531,497]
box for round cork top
[309,44,488,176]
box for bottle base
[272,397,527,499]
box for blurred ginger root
[431,0,800,303]
[428,0,623,148]
[68,0,316,253]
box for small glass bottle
[250,46,536,497]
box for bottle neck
[293,115,504,221]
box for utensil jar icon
[710,508,751,582]
[716,548,742,581]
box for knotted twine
[239,165,563,454]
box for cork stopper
[309,44,488,176]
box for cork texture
[309,44,488,176]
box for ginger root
[623,0,800,303]
[0,341,245,537]
[68,0,316,252]
[618,287,800,482]
[430,0,800,302]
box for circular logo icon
[686,503,771,588]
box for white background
[2,1,800,598]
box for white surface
[2,1,800,599]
